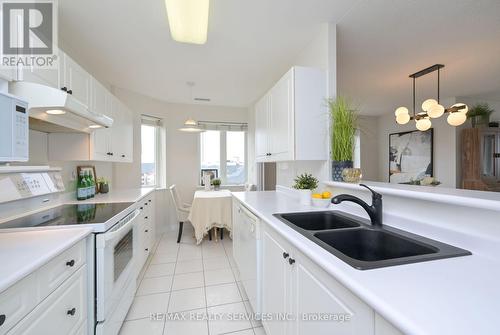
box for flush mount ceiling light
[46,109,66,115]
[89,124,103,129]
[394,64,468,130]
[165,0,210,45]
[179,117,204,132]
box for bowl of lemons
[311,191,332,208]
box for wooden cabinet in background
[462,127,500,191]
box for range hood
[10,81,113,133]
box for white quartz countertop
[66,187,155,204]
[232,190,500,335]
[0,227,92,293]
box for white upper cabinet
[255,66,328,162]
[255,94,271,160]
[60,52,91,110]
[19,49,60,88]
[91,77,107,116]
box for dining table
[188,189,233,244]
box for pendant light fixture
[179,82,204,132]
[165,0,210,44]
[394,64,468,130]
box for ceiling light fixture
[165,0,210,45]
[46,109,66,115]
[179,118,204,132]
[89,124,103,129]
[394,64,468,129]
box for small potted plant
[293,173,319,205]
[97,177,109,194]
[211,178,222,191]
[329,96,358,181]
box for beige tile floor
[119,225,266,335]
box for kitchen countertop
[0,227,92,293]
[232,190,500,335]
[65,187,155,204]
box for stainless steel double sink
[273,211,471,270]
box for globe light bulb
[447,112,467,126]
[396,113,410,125]
[427,103,445,118]
[394,106,409,116]
[451,103,468,114]
[421,99,438,112]
[416,118,432,131]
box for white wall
[112,87,249,230]
[375,97,458,188]
[357,116,380,181]
[15,130,114,193]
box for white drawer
[8,265,88,335]
[0,273,38,335]
[37,240,86,300]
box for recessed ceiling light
[165,0,210,45]
[89,124,102,129]
[46,109,66,115]
[194,97,211,102]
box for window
[141,116,161,187]
[200,124,247,185]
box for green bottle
[77,171,87,201]
[84,171,91,199]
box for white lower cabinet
[262,226,374,335]
[8,266,87,335]
[0,238,89,335]
[134,193,156,277]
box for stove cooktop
[0,202,135,230]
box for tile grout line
[161,233,181,335]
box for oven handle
[103,209,141,242]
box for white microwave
[0,92,29,162]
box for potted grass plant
[467,103,494,128]
[329,96,358,181]
[211,178,222,190]
[293,173,319,205]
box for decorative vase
[298,189,312,206]
[213,185,220,191]
[342,168,363,183]
[332,161,353,181]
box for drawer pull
[67,308,76,316]
[0,314,6,326]
[145,229,149,233]
[140,207,144,210]
[149,200,152,203]
[66,260,75,267]
[145,216,149,219]
[145,248,149,251]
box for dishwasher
[233,201,261,314]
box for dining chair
[169,185,191,243]
[244,183,256,191]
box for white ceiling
[59,0,500,112]
[337,0,500,115]
[58,0,356,107]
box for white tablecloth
[188,190,233,244]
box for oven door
[95,209,140,322]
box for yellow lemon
[312,193,322,199]
[322,191,332,199]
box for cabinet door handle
[67,89,73,95]
[145,229,149,233]
[121,154,125,158]
[66,259,75,267]
[288,258,295,265]
[145,216,148,219]
[283,252,289,259]
[0,314,6,326]
[110,152,114,156]
[61,87,67,92]
[67,308,76,316]
[145,248,149,251]
[140,207,143,210]
[148,200,152,203]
